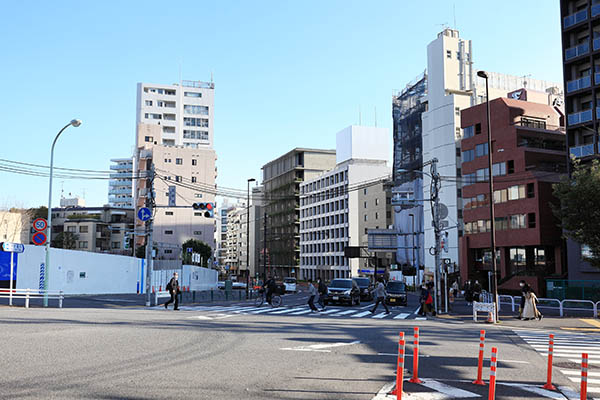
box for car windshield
[330,279,352,289]
[353,278,370,287]
[387,282,406,292]
[284,278,296,283]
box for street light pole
[477,70,499,323]
[44,119,82,307]
[246,178,256,299]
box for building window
[175,176,182,182]
[145,100,152,106]
[79,226,88,233]
[364,201,367,208]
[184,105,209,115]
[527,183,535,198]
[363,188,367,195]
[510,214,526,229]
[111,242,120,249]
[446,50,452,58]
[455,107,460,116]
[463,149,474,162]
[364,215,368,221]
[475,123,482,135]
[164,250,173,254]
[375,198,379,206]
[145,136,153,142]
[165,230,173,235]
[184,92,202,98]
[463,126,474,139]
[191,176,197,183]
[166,211,174,216]
[507,160,515,174]
[195,193,203,198]
[176,158,183,165]
[375,212,379,220]
[183,130,209,140]
[475,143,489,158]
[528,213,536,228]
[67,226,76,233]
[183,117,209,128]
[194,212,202,216]
[192,159,197,166]
[194,231,202,235]
[78,241,88,249]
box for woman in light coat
[522,289,543,321]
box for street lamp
[477,70,499,323]
[246,178,256,299]
[44,119,82,307]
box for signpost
[0,242,25,306]
[32,232,47,246]
[33,218,48,232]
[137,207,151,222]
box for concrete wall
[336,125,390,164]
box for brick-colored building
[459,96,567,295]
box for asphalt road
[1,294,598,399]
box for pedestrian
[418,283,428,316]
[464,280,473,305]
[164,272,180,310]
[263,276,276,305]
[317,277,327,310]
[423,282,435,316]
[473,280,482,302]
[518,280,531,320]
[452,281,459,298]
[307,279,319,313]
[522,287,543,321]
[371,277,390,314]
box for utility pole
[144,164,155,307]
[430,158,441,315]
[263,213,268,280]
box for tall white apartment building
[134,80,217,260]
[224,205,246,275]
[299,126,390,280]
[108,157,134,208]
[416,29,563,275]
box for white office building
[299,126,390,280]
[108,157,134,208]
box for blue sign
[137,207,152,222]
[1,242,25,253]
[39,263,45,292]
[0,252,18,280]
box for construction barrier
[542,334,556,391]
[473,330,486,385]
[409,327,422,384]
[488,347,498,400]
[582,353,589,400]
[390,331,406,399]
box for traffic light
[192,202,214,217]
[123,233,131,250]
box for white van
[283,277,297,293]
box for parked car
[217,281,225,290]
[283,277,297,293]
[385,281,407,306]
[324,279,361,306]
[352,277,373,301]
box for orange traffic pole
[473,330,486,385]
[488,347,498,400]
[542,334,556,390]
[409,327,422,383]
[390,332,406,399]
[582,353,589,400]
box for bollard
[473,330,486,385]
[390,332,406,399]
[488,347,498,400]
[542,334,556,390]
[582,353,589,400]
[25,288,30,309]
[409,327,422,383]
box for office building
[108,157,134,208]
[560,0,600,279]
[459,97,566,295]
[299,126,391,279]
[261,148,337,278]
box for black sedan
[385,281,407,306]
[352,277,373,301]
[324,279,361,306]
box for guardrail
[0,288,64,308]
[497,295,600,317]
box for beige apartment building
[0,210,30,244]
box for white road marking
[190,316,212,320]
[333,310,358,316]
[280,340,360,353]
[561,369,600,377]
[419,378,481,398]
[502,382,566,399]
[230,307,264,313]
[352,311,372,318]
[372,312,390,319]
[319,308,342,315]
[377,353,430,357]
[570,358,600,364]
[360,303,375,310]
[289,309,313,315]
[412,307,421,315]
[268,307,306,315]
[415,317,427,320]
[250,307,282,314]
[567,376,600,385]
[394,313,410,319]
[558,385,579,400]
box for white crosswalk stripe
[372,312,390,319]
[515,329,600,395]
[394,313,410,319]
[351,311,373,318]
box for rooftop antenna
[522,74,532,89]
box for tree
[28,206,48,220]
[52,232,78,249]
[182,239,212,267]
[552,159,600,267]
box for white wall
[17,245,142,295]
[336,126,389,164]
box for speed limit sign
[33,218,48,232]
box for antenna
[60,181,64,199]
[522,74,532,88]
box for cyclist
[263,276,277,305]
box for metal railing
[0,288,64,308]
[564,9,588,29]
[570,144,595,158]
[565,42,590,60]
[567,75,592,93]
[593,4,600,18]
[497,295,599,317]
[567,109,593,125]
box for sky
[0,0,563,209]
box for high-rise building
[299,126,391,279]
[559,0,600,279]
[250,185,265,280]
[261,148,337,278]
[133,80,217,260]
[108,158,134,208]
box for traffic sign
[137,207,152,222]
[33,218,48,231]
[32,232,47,246]
[1,242,25,253]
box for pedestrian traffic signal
[192,202,214,217]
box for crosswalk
[515,329,600,394]
[161,303,422,320]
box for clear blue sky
[0,1,563,209]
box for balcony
[567,75,592,93]
[109,172,133,179]
[593,4,600,18]
[570,144,595,158]
[564,9,588,29]
[565,42,589,60]
[109,180,132,187]
[108,188,132,195]
[595,38,600,51]
[110,164,132,171]
[109,196,133,203]
[567,109,593,125]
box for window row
[184,105,209,115]
[301,200,348,216]
[144,87,176,95]
[301,170,348,194]
[301,214,347,230]
[300,255,349,267]
[183,129,209,140]
[463,123,482,139]
[462,143,489,162]
[184,92,202,98]
[463,183,535,209]
[301,227,349,241]
[184,117,209,127]
[462,162,508,185]
[464,213,536,234]
[301,241,346,254]
[301,188,348,206]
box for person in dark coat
[165,272,180,310]
[263,276,277,305]
[317,277,327,310]
[464,280,473,305]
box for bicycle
[254,289,282,308]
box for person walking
[464,280,473,305]
[317,277,327,310]
[518,280,531,320]
[522,287,543,321]
[164,272,180,310]
[423,282,435,316]
[307,279,320,313]
[473,280,482,303]
[371,277,390,314]
[418,283,428,316]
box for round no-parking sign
[32,232,47,246]
[33,218,47,231]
